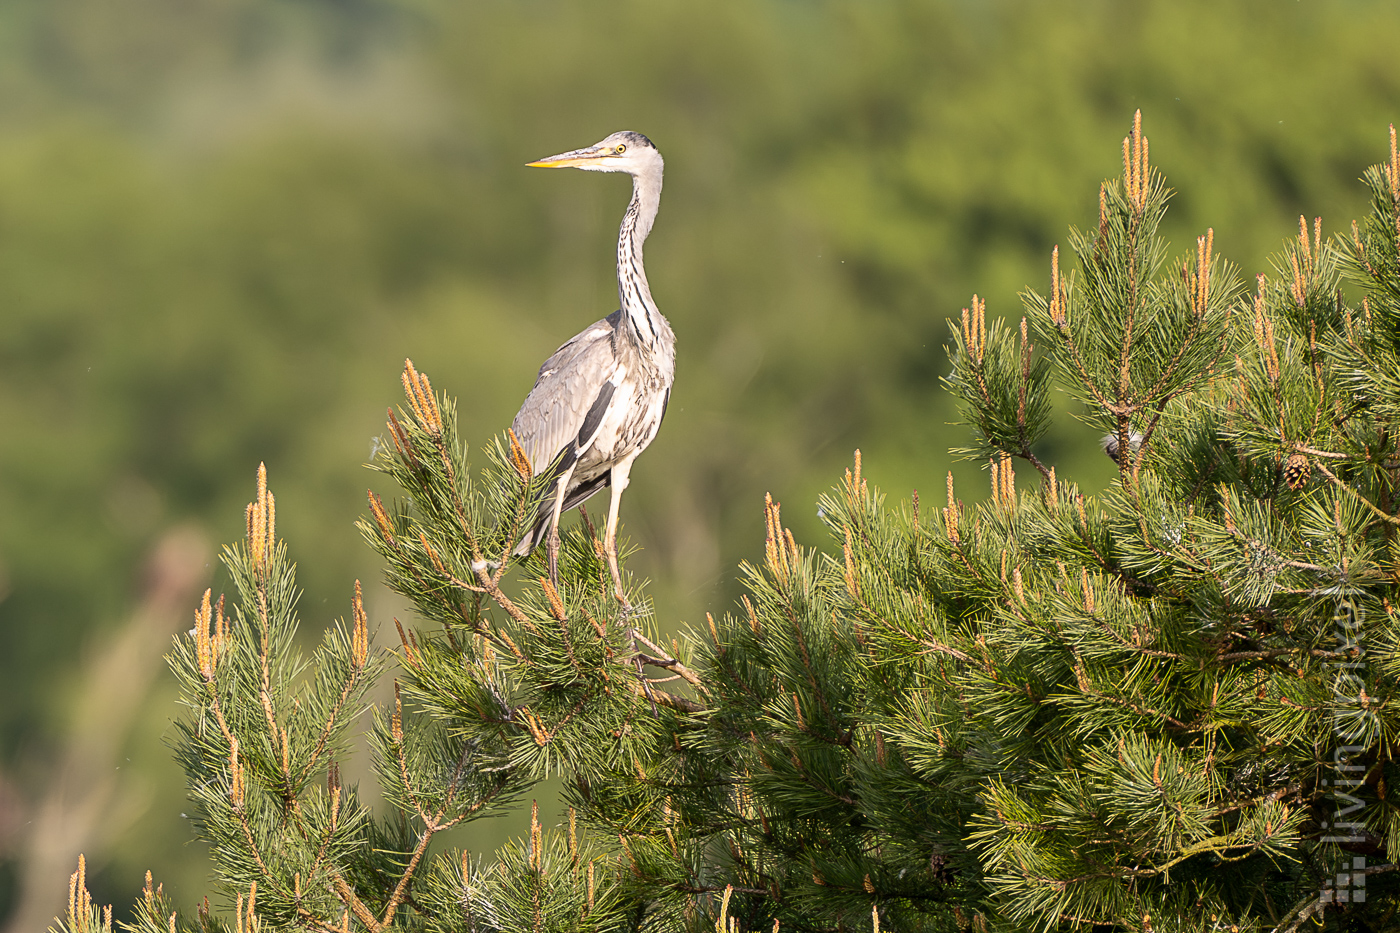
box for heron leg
[603,453,638,600]
[604,454,654,711]
[547,462,578,586]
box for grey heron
[510,130,675,593]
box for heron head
[527,131,662,176]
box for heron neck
[617,170,663,345]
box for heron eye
[615,144,626,153]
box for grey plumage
[511,131,676,587]
[1100,430,1144,465]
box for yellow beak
[526,144,611,168]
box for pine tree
[51,114,1400,932]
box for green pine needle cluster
[53,115,1400,932]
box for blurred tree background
[0,0,1396,929]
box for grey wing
[511,311,622,477]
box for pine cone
[1283,453,1311,490]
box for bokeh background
[1,0,1396,928]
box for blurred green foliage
[1,0,1397,927]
